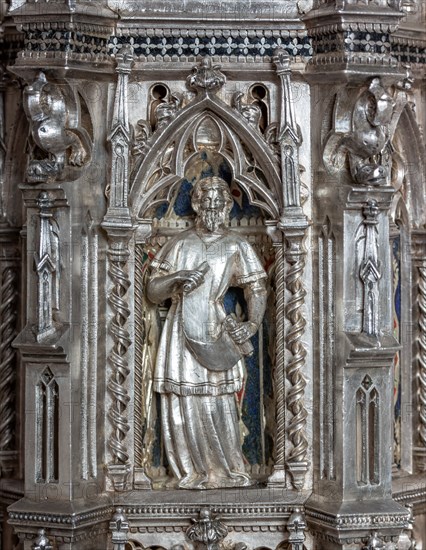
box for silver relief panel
[1,0,426,547]
[123,57,312,500]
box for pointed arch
[129,94,282,219]
[390,194,411,228]
[393,105,426,228]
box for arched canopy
[129,93,282,220]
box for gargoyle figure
[24,72,91,183]
[324,75,412,187]
[343,78,394,186]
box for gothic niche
[133,111,278,489]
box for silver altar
[0,0,425,548]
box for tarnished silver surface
[0,0,425,548]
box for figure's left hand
[228,321,257,345]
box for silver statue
[147,176,267,490]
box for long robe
[150,227,266,488]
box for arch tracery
[130,93,282,221]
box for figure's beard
[199,208,227,232]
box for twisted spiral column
[417,264,426,448]
[107,245,132,489]
[284,233,309,490]
[132,244,153,489]
[268,242,287,486]
[133,245,144,468]
[0,267,18,456]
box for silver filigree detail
[186,509,229,550]
[187,57,226,94]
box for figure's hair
[191,176,234,213]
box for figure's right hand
[173,269,205,293]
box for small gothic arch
[148,83,171,129]
[129,93,282,221]
[389,195,413,472]
[393,105,426,228]
[249,82,270,132]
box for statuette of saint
[147,176,267,489]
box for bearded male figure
[147,176,267,489]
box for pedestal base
[8,497,113,550]
[306,497,410,549]
[114,487,309,550]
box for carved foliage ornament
[186,57,226,95]
[186,509,229,550]
[132,92,182,168]
[361,532,385,550]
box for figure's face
[200,187,226,211]
[198,187,228,232]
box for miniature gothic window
[35,367,59,483]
